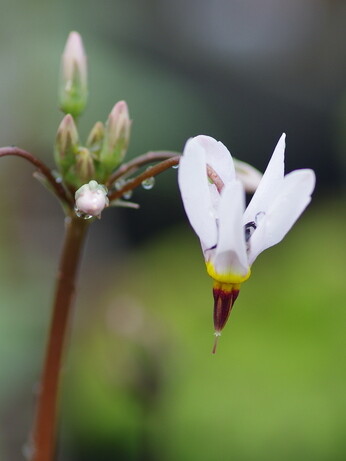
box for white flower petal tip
[192,135,236,184]
[246,167,316,266]
[75,180,109,219]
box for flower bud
[75,148,95,184]
[54,114,79,173]
[59,31,88,118]
[86,121,105,157]
[100,101,131,175]
[75,180,109,218]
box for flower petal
[243,133,286,225]
[194,135,236,185]
[247,169,316,265]
[178,137,218,250]
[211,180,249,279]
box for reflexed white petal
[213,181,249,276]
[208,183,221,217]
[194,135,235,185]
[234,158,263,193]
[178,138,218,250]
[243,133,286,224]
[247,169,316,265]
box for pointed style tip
[212,331,221,354]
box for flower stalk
[106,150,180,186]
[0,147,73,207]
[108,155,180,202]
[30,215,89,461]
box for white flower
[75,180,109,219]
[178,134,315,349]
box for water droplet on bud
[141,176,155,190]
[172,164,179,169]
[74,205,93,220]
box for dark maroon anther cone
[212,286,240,354]
[213,288,234,333]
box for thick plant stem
[30,215,89,461]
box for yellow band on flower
[212,281,241,292]
[206,261,251,284]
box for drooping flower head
[178,134,315,352]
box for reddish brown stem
[108,156,224,202]
[106,151,180,187]
[30,216,89,461]
[108,156,180,201]
[0,147,73,207]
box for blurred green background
[0,1,345,460]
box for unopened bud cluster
[55,32,132,201]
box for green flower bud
[75,148,95,185]
[100,101,131,176]
[59,31,88,118]
[86,121,105,157]
[54,114,79,173]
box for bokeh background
[0,1,345,460]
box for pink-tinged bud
[100,101,131,175]
[59,31,88,118]
[75,180,109,219]
[54,114,79,172]
[86,121,105,156]
[212,282,240,354]
[233,159,263,193]
[75,148,95,184]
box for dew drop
[122,190,133,200]
[55,176,63,183]
[141,176,155,190]
[255,211,265,224]
[172,164,179,169]
[74,205,93,220]
[115,179,125,190]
